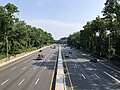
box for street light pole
[6,35,8,61]
[96,32,100,55]
[106,30,111,61]
[108,34,110,61]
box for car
[69,51,72,54]
[65,54,69,58]
[36,54,44,60]
[53,45,56,49]
[90,58,97,62]
[50,45,56,49]
[39,50,42,52]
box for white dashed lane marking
[94,74,100,79]
[74,64,77,67]
[82,74,86,79]
[35,78,39,85]
[22,67,26,70]
[18,79,25,86]
[84,64,86,67]
[1,79,9,86]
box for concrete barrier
[55,46,66,90]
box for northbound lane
[0,46,58,90]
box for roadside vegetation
[67,0,120,62]
[0,3,53,59]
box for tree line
[0,3,53,58]
[67,0,120,61]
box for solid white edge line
[99,62,120,73]
[18,79,25,86]
[94,74,100,79]
[104,71,120,83]
[82,74,86,79]
[35,78,39,85]
[1,79,9,85]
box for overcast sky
[0,0,106,40]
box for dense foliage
[58,37,67,44]
[0,3,53,58]
[67,0,120,61]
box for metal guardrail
[55,46,66,90]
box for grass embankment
[0,46,43,61]
[0,54,6,60]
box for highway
[0,46,58,90]
[0,45,120,90]
[63,47,120,90]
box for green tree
[0,3,53,59]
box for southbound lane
[63,47,120,90]
[0,46,58,90]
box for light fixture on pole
[96,32,100,37]
[106,30,111,61]
[96,32,100,56]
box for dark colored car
[90,58,97,62]
[37,54,44,60]
[65,54,69,58]
[39,50,42,52]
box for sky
[0,0,106,40]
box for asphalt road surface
[63,46,120,90]
[0,46,58,90]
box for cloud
[25,19,82,40]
